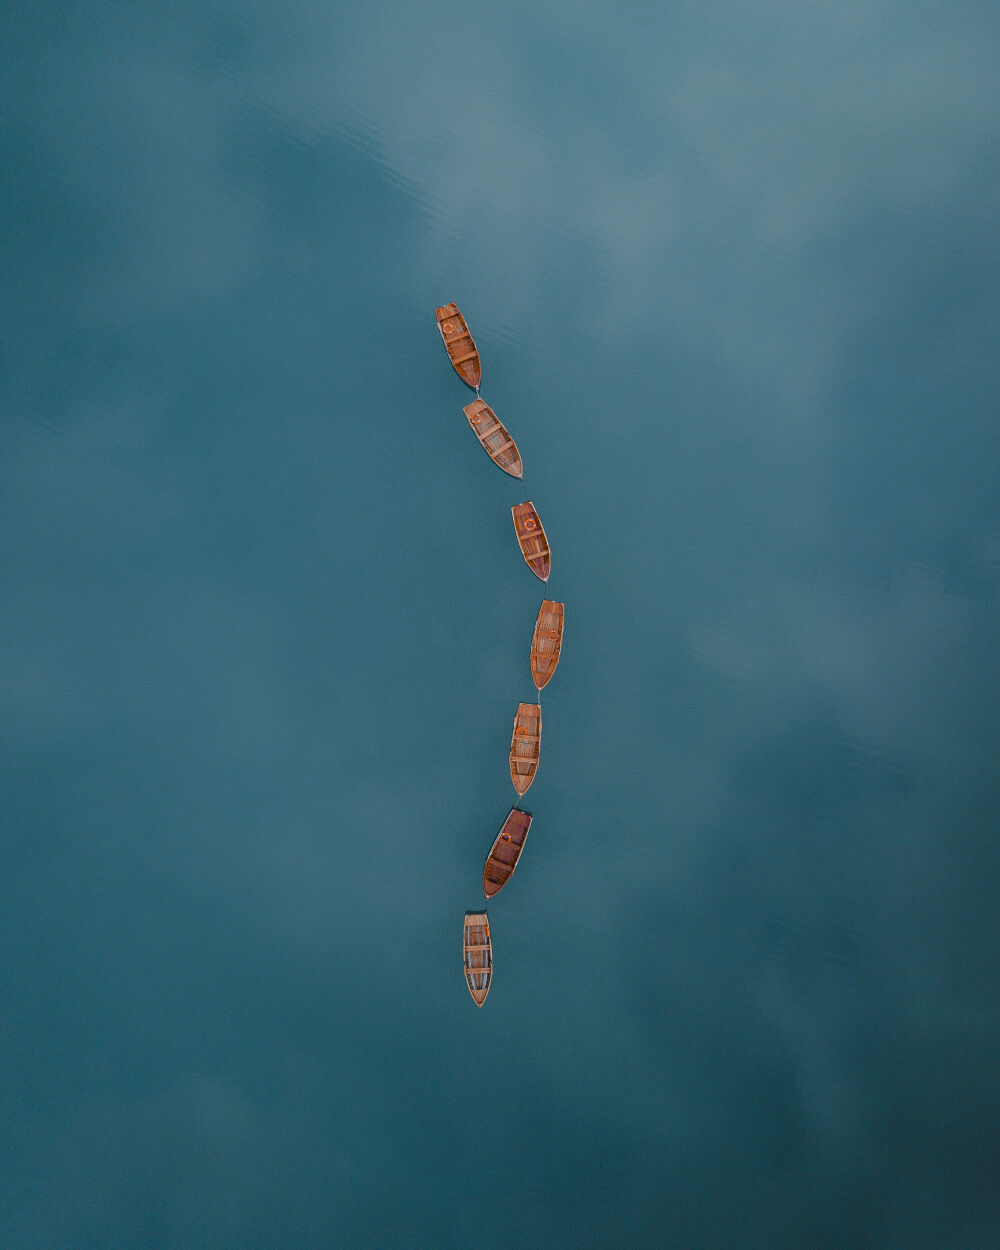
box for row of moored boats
[435,303,565,1007]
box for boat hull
[511,502,551,582]
[464,399,523,478]
[436,303,481,389]
[463,912,492,1007]
[509,702,541,796]
[483,807,533,899]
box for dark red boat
[483,807,533,899]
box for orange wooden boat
[463,399,523,478]
[463,912,492,1007]
[435,303,481,389]
[530,600,565,691]
[511,502,551,582]
[509,702,541,795]
[483,807,533,899]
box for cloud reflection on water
[2,1,999,1246]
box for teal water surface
[3,2,999,1247]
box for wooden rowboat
[483,807,533,899]
[463,399,523,478]
[463,912,492,1007]
[511,502,550,582]
[509,702,541,796]
[530,600,565,691]
[435,303,481,389]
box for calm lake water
[3,3,999,1247]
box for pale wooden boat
[463,399,523,478]
[530,600,564,691]
[435,303,481,389]
[463,912,492,1007]
[511,502,550,582]
[509,702,541,796]
[483,807,533,900]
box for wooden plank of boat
[483,806,533,899]
[511,501,551,582]
[463,399,523,478]
[530,599,565,691]
[463,911,492,1007]
[509,702,541,796]
[435,303,481,389]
